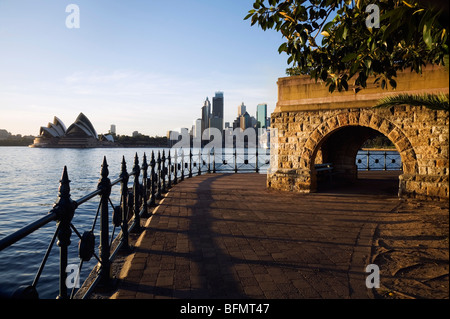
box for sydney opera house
[30,113,114,148]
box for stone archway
[301,110,418,193]
[267,66,448,200]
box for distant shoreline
[0,144,399,152]
[0,143,169,148]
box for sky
[0,0,289,137]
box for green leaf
[322,21,334,32]
[341,52,357,62]
[342,26,348,40]
[278,42,288,53]
[287,55,294,65]
[423,21,433,49]
[350,61,360,75]
[244,12,254,20]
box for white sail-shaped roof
[65,113,98,139]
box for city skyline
[0,1,288,137]
[174,91,269,140]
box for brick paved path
[110,173,402,299]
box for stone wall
[268,66,449,200]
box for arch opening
[311,126,403,195]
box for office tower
[256,104,268,128]
[250,116,257,128]
[201,97,211,134]
[209,116,223,134]
[233,117,240,130]
[193,118,202,139]
[240,112,251,130]
[212,91,224,132]
[238,102,246,117]
[110,124,116,135]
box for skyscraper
[256,104,268,128]
[212,91,224,132]
[240,112,251,130]
[238,102,246,117]
[193,118,202,139]
[201,97,211,134]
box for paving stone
[110,173,406,299]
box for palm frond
[373,93,449,111]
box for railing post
[366,150,370,171]
[167,151,172,189]
[119,156,129,250]
[255,145,259,173]
[162,150,167,193]
[132,153,141,231]
[149,151,156,206]
[255,131,259,173]
[189,149,193,178]
[198,149,202,176]
[181,149,185,181]
[234,147,238,173]
[156,151,162,199]
[213,148,216,173]
[208,149,211,174]
[97,156,112,286]
[141,153,149,218]
[54,166,76,299]
[173,149,178,185]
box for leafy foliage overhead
[245,0,448,92]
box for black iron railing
[356,149,402,171]
[0,147,269,299]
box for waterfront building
[193,118,202,139]
[240,112,251,130]
[212,92,224,132]
[30,113,111,148]
[238,102,246,117]
[209,116,223,136]
[201,97,211,134]
[110,124,116,135]
[256,103,268,128]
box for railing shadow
[0,148,269,299]
[186,174,247,298]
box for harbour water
[0,146,400,298]
[0,147,168,298]
[0,146,269,298]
